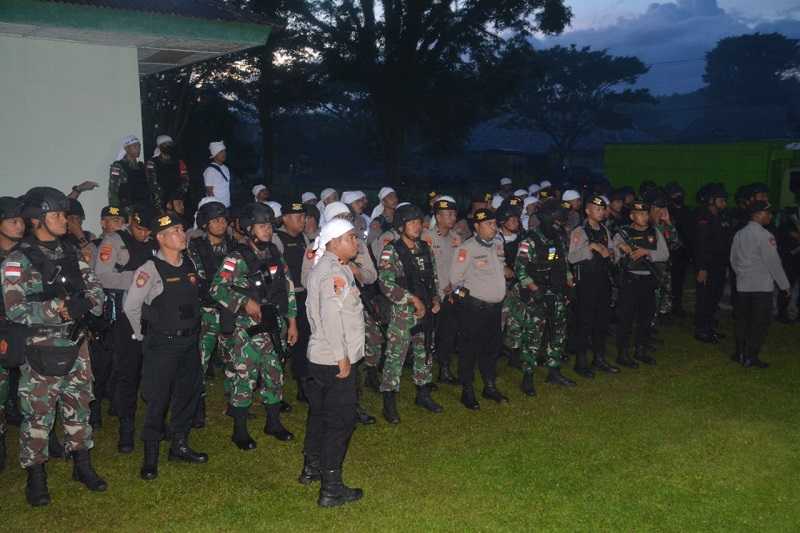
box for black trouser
[113,316,143,420]
[735,292,773,359]
[302,362,357,470]
[778,255,800,318]
[435,299,459,368]
[457,298,502,387]
[575,271,611,356]
[140,332,201,442]
[694,261,726,335]
[670,247,689,312]
[89,329,114,403]
[616,273,657,352]
[290,292,311,381]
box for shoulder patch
[380,248,393,263]
[220,258,237,280]
[519,241,530,254]
[458,249,467,263]
[769,237,776,247]
[99,244,113,262]
[333,276,347,295]
[135,271,149,288]
[306,249,315,260]
[3,261,22,282]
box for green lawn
[2,314,800,532]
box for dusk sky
[539,0,800,95]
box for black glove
[66,295,93,322]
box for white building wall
[0,34,142,233]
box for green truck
[604,140,800,206]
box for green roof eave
[0,0,271,45]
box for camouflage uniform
[108,158,159,212]
[0,247,11,440]
[654,219,681,316]
[145,156,190,210]
[514,228,570,371]
[1,240,104,468]
[377,241,439,392]
[209,245,296,409]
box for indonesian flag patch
[380,249,392,263]
[221,259,236,280]
[269,265,279,276]
[519,242,530,255]
[3,261,22,282]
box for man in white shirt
[203,141,231,207]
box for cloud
[537,0,800,95]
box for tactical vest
[21,239,87,302]
[117,160,150,208]
[525,230,567,293]
[393,238,436,305]
[276,230,307,288]
[502,234,520,270]
[116,230,157,272]
[148,256,200,332]
[152,157,181,204]
[582,221,611,275]
[622,225,657,271]
[237,243,290,315]
[189,235,233,280]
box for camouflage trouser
[380,311,432,392]
[502,288,526,351]
[520,292,567,372]
[199,307,236,396]
[655,264,672,317]
[0,364,8,436]
[229,320,287,409]
[18,345,94,468]
[364,312,384,368]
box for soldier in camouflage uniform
[378,204,443,424]
[0,196,25,472]
[496,202,525,370]
[210,203,299,449]
[2,187,107,506]
[650,194,681,318]
[187,200,237,428]
[108,135,159,213]
[145,135,190,210]
[514,199,577,395]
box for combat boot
[545,367,577,387]
[117,417,135,454]
[264,403,294,441]
[48,430,64,459]
[482,379,509,403]
[520,371,536,397]
[140,440,160,480]
[365,366,381,392]
[382,392,400,424]
[25,463,50,507]
[89,399,102,430]
[460,385,480,410]
[230,406,257,451]
[298,454,321,485]
[592,352,620,374]
[168,433,208,464]
[355,404,376,425]
[506,347,522,370]
[573,351,595,379]
[437,363,459,385]
[616,347,638,369]
[0,432,6,472]
[71,449,108,492]
[633,345,656,366]
[192,397,206,429]
[415,385,443,413]
[318,469,363,508]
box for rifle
[616,228,665,285]
[234,275,288,364]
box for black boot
[573,352,595,379]
[616,347,639,369]
[507,348,522,370]
[365,366,381,393]
[482,379,509,403]
[460,385,480,410]
[437,363,459,385]
[633,345,656,366]
[168,433,208,463]
[89,400,102,430]
[318,469,363,508]
[140,440,160,480]
[117,417,135,454]
[264,403,294,441]
[230,406,257,451]
[355,404,376,425]
[296,379,308,403]
[382,392,400,424]
[521,372,536,397]
[545,367,577,387]
[298,454,322,485]
[192,397,206,429]
[48,430,64,459]
[592,352,620,374]
[415,385,443,413]
[25,463,50,507]
[0,432,6,472]
[71,449,108,492]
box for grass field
[2,313,799,532]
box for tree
[704,33,800,106]
[504,43,654,172]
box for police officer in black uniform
[123,212,208,480]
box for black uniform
[277,229,312,387]
[694,207,731,338]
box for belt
[149,326,199,338]
[464,295,502,311]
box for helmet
[0,196,23,221]
[21,187,69,219]
[195,201,228,229]
[393,204,424,232]
[238,202,275,233]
